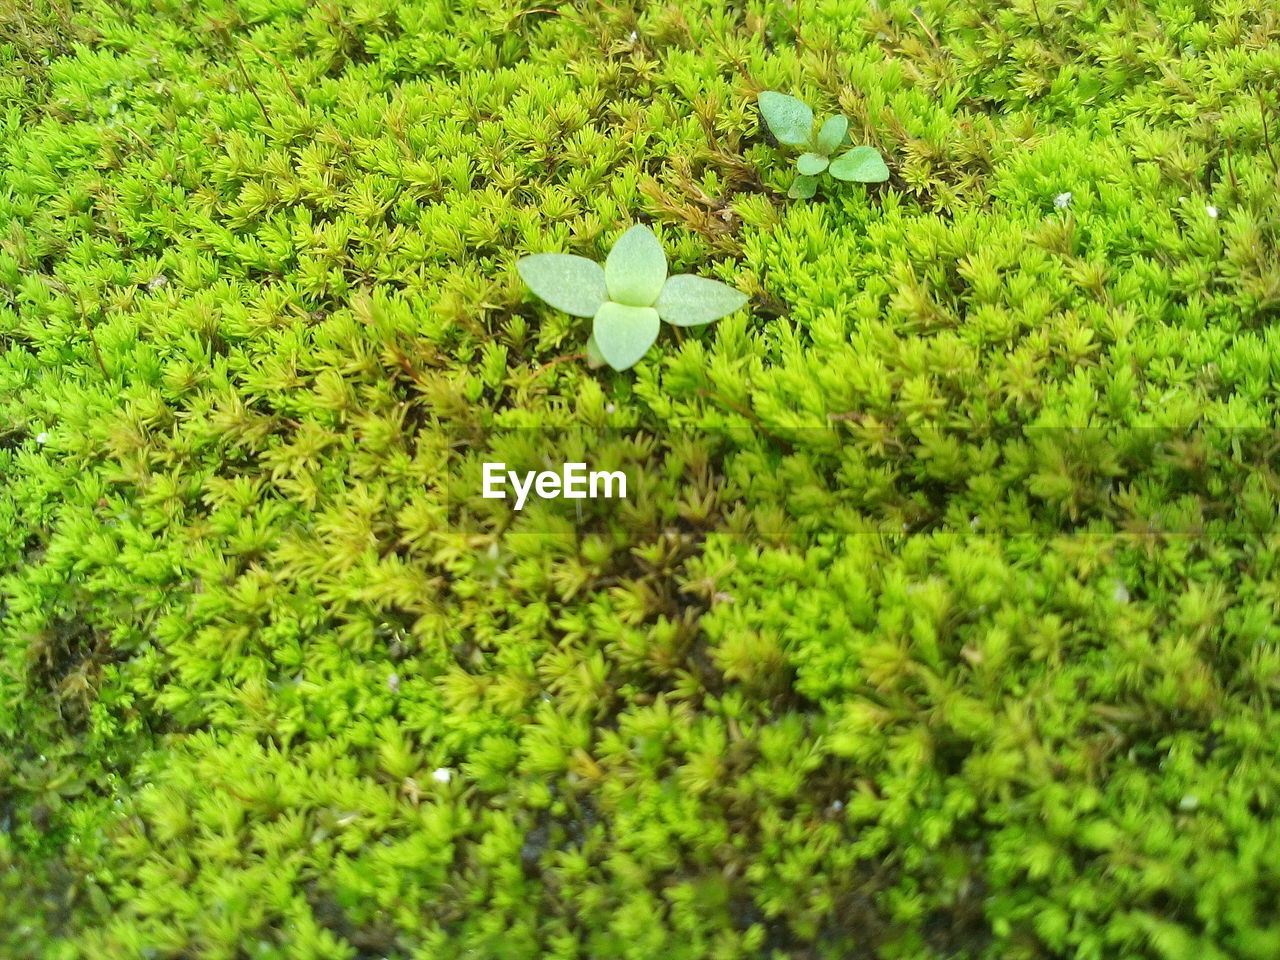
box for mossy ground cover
[2,0,1280,957]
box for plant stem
[1027,0,1046,37]
[45,278,109,378]
[79,298,109,379]
[908,5,943,53]
[239,38,303,106]
[218,24,271,120]
[700,13,754,86]
[531,352,586,378]
[1259,88,1279,177]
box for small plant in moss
[517,224,748,371]
[757,91,889,199]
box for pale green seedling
[517,224,748,371]
[756,91,890,199]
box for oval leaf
[788,174,819,200]
[757,91,813,147]
[655,275,748,327]
[592,302,660,370]
[604,224,667,307]
[815,114,849,154]
[796,152,829,176]
[516,254,607,318]
[584,333,606,369]
[828,146,890,182]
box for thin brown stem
[389,346,426,387]
[773,3,816,59]
[78,298,109,379]
[44,278,109,378]
[1260,89,1279,177]
[239,38,303,106]
[1224,133,1239,193]
[217,25,271,120]
[909,5,944,53]
[700,13,754,86]
[117,123,152,153]
[1027,0,1046,38]
[531,352,586,377]
[511,8,561,20]
[695,387,790,445]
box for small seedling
[516,224,748,371]
[756,91,890,199]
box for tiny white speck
[1113,581,1130,604]
[1054,191,1072,209]
[387,672,400,693]
[36,432,49,444]
[431,767,452,783]
[830,800,844,812]
[969,516,981,529]
[1179,794,1198,811]
[605,403,616,414]
[1205,205,1218,218]
[629,30,638,42]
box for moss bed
[3,0,1280,957]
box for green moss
[3,0,1280,957]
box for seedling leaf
[797,152,830,176]
[604,224,667,307]
[828,146,890,182]
[516,254,608,317]
[655,275,748,327]
[592,302,660,370]
[758,91,813,147]
[585,333,606,369]
[788,174,819,199]
[815,114,849,155]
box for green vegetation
[519,223,748,370]
[757,90,889,198]
[2,0,1280,958]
